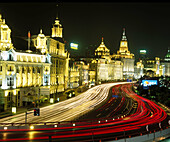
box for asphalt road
[0,83,169,142]
[0,83,120,123]
[76,84,136,121]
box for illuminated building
[134,60,144,79]
[164,47,170,61]
[112,28,135,79]
[89,38,123,84]
[161,48,170,76]
[95,37,110,60]
[0,14,51,111]
[0,14,13,51]
[90,58,123,83]
[69,62,79,88]
[75,61,89,86]
[144,57,164,77]
[69,60,89,88]
[51,16,63,38]
[32,16,69,101]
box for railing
[0,116,169,130]
[0,121,169,142]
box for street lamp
[50,98,54,103]
[34,84,40,108]
[12,106,16,114]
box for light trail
[0,83,168,142]
[0,82,129,123]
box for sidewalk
[0,85,89,119]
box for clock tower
[117,28,133,58]
[112,28,135,79]
[119,28,128,53]
[51,16,63,38]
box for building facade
[32,17,69,102]
[89,38,123,84]
[112,28,135,79]
[69,60,89,88]
[89,58,123,83]
[161,48,170,76]
[0,14,51,111]
[134,60,144,79]
[144,57,165,77]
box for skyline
[0,2,170,60]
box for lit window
[7,76,14,86]
[2,30,8,40]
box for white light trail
[0,82,131,123]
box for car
[65,90,75,99]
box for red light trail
[0,83,169,141]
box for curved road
[0,82,128,123]
[0,83,169,142]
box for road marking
[105,108,109,111]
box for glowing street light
[50,98,54,103]
[12,107,16,114]
[4,127,7,130]
[54,124,57,128]
[30,125,34,130]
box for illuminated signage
[112,95,118,98]
[142,80,158,87]
[70,43,78,50]
[140,50,146,54]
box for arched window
[57,43,59,49]
[37,68,40,73]
[9,54,13,61]
[45,57,49,63]
[45,75,48,83]
[22,67,25,73]
[33,67,36,73]
[7,76,14,86]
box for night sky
[0,2,170,60]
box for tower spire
[123,28,125,35]
[0,14,2,22]
[51,4,63,38]
[56,4,59,19]
[122,28,127,41]
[102,37,104,42]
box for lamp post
[34,84,40,108]
[38,85,40,108]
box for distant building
[144,57,164,77]
[95,37,110,59]
[68,60,89,88]
[134,60,144,79]
[89,58,123,83]
[69,61,79,88]
[89,38,123,84]
[112,28,135,79]
[161,48,170,76]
